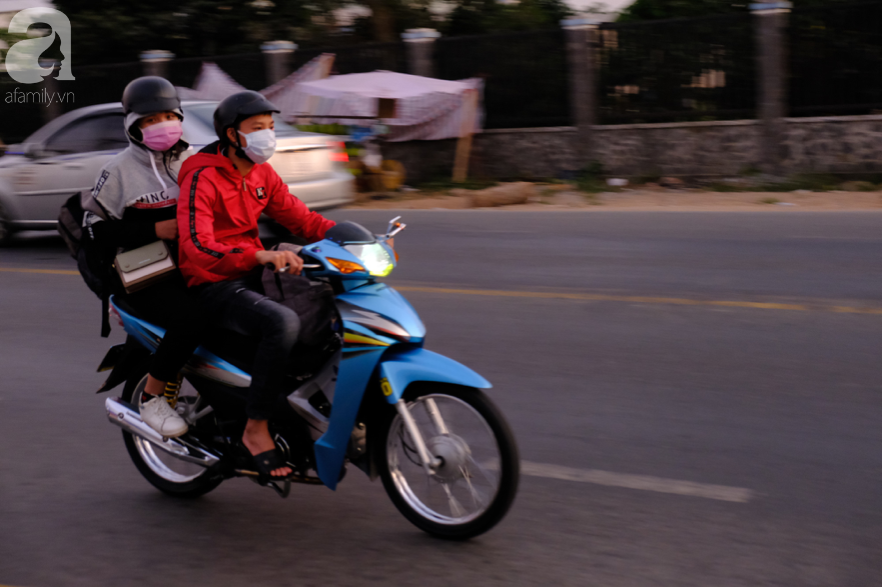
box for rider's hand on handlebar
[255,249,303,275]
[155,219,178,241]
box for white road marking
[521,461,754,503]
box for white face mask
[238,128,276,164]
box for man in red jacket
[177,91,335,479]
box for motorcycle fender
[95,336,151,393]
[378,347,491,404]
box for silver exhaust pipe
[105,397,220,468]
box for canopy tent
[297,71,470,100]
[260,53,335,121]
[296,70,482,179]
[177,64,481,142]
[295,71,483,143]
[176,62,246,101]
[176,65,482,179]
[176,53,334,109]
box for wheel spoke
[441,482,466,518]
[460,465,485,508]
[468,455,499,485]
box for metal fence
[164,43,406,94]
[168,52,266,91]
[58,60,143,110]
[597,13,757,124]
[789,1,882,116]
[434,30,570,129]
[294,41,407,76]
[9,2,882,145]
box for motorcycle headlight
[344,243,395,277]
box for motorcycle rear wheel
[121,370,223,498]
[378,383,519,540]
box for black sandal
[251,449,292,479]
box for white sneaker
[140,395,188,438]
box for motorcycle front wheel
[378,383,519,540]
[121,369,223,498]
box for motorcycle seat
[112,296,259,373]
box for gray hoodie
[85,141,190,223]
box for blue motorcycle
[97,218,519,539]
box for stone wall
[382,128,580,184]
[382,114,882,183]
[593,121,763,177]
[782,116,882,174]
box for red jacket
[176,143,336,287]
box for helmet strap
[230,127,252,163]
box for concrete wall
[384,114,882,183]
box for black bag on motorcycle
[261,244,337,348]
[58,191,113,297]
[58,191,116,336]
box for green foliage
[53,0,349,64]
[295,123,351,135]
[752,174,840,192]
[618,0,862,22]
[47,0,575,63]
[444,0,572,37]
[0,30,28,67]
[350,0,434,43]
[708,173,846,192]
[417,178,499,191]
[618,0,744,22]
[575,161,609,193]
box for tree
[46,0,575,64]
[444,0,572,37]
[350,0,434,44]
[52,0,349,63]
[618,0,861,22]
[618,0,742,22]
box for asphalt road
[2,210,882,587]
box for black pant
[123,274,209,383]
[196,270,301,420]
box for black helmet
[122,76,181,115]
[214,90,279,144]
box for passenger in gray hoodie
[84,77,207,438]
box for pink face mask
[141,119,183,151]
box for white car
[0,100,354,244]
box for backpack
[58,191,115,336]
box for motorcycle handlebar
[267,263,322,273]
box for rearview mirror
[384,216,406,239]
